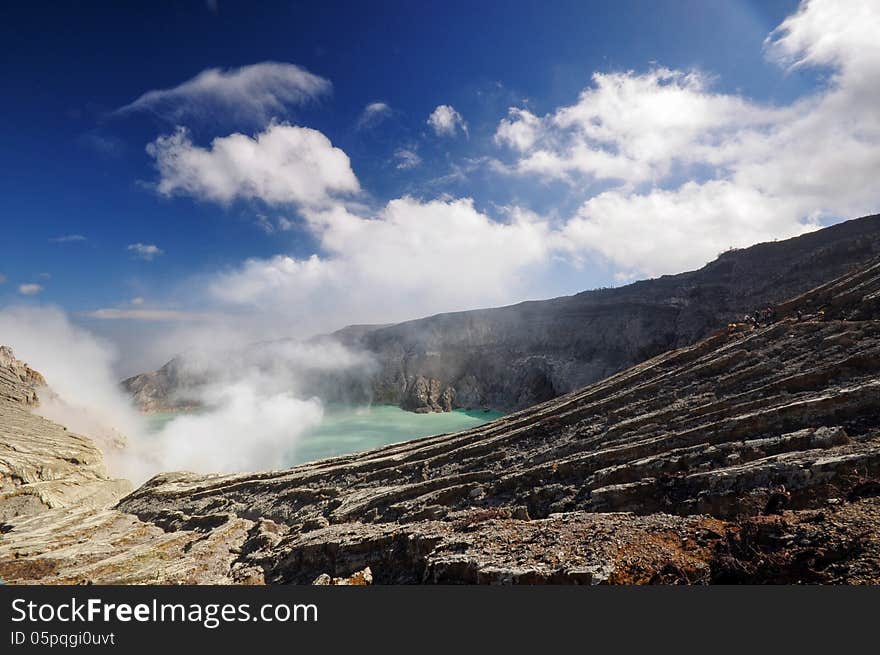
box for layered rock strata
[5,254,879,583]
[0,348,130,520]
[124,213,880,413]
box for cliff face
[122,357,204,413]
[124,213,880,413]
[342,213,880,412]
[0,349,268,584]
[4,254,879,584]
[0,348,130,521]
[0,346,45,406]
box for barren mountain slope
[124,213,880,413]
[0,349,260,584]
[4,254,878,584]
[0,347,130,520]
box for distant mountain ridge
[5,236,880,583]
[124,213,880,412]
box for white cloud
[427,104,467,137]
[108,0,880,353]
[131,297,145,305]
[127,243,164,261]
[393,147,421,169]
[492,0,880,276]
[0,274,6,284]
[496,68,777,183]
[560,181,818,277]
[49,234,87,243]
[494,107,541,151]
[209,197,551,329]
[18,283,43,296]
[766,0,879,80]
[115,62,331,124]
[357,101,392,129]
[148,124,359,207]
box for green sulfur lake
[146,404,503,467]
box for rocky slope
[3,253,880,584]
[0,348,130,521]
[0,349,266,584]
[124,213,880,413]
[342,213,880,412]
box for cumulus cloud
[118,0,880,350]
[148,124,359,207]
[560,181,818,277]
[18,283,43,296]
[127,243,164,261]
[393,147,421,169]
[115,62,331,124]
[209,197,551,329]
[766,0,879,78]
[357,101,392,129]
[492,0,880,276]
[495,68,778,183]
[494,107,541,152]
[427,104,467,136]
[142,1,880,339]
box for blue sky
[1,0,878,373]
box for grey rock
[5,217,880,585]
[128,213,880,415]
[0,348,131,521]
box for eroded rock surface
[125,213,880,413]
[0,350,262,584]
[0,349,130,520]
[0,506,261,584]
[3,250,880,584]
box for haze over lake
[147,404,503,467]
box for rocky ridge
[0,350,259,584]
[124,213,880,413]
[3,252,880,584]
[342,213,880,412]
[0,348,130,521]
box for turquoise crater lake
[146,404,504,467]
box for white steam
[0,305,369,483]
[0,306,143,447]
[148,383,323,474]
